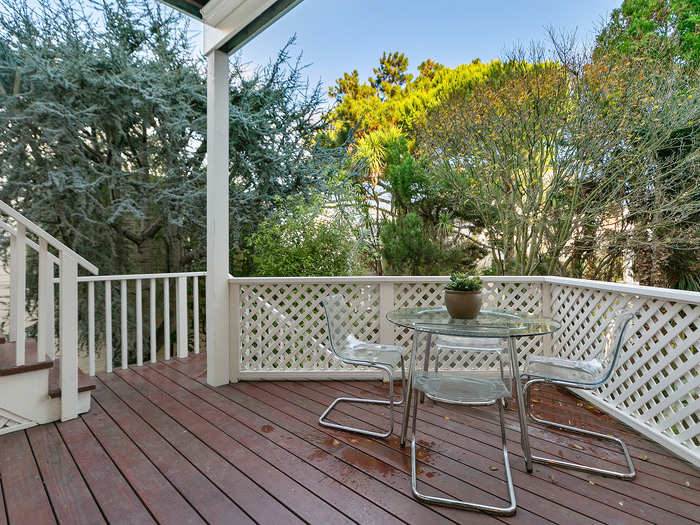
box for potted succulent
[444,272,483,319]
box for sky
[226,0,622,93]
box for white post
[38,238,51,361]
[136,279,143,366]
[8,234,17,342]
[193,276,200,354]
[121,279,127,369]
[176,276,188,358]
[49,263,55,359]
[206,49,230,386]
[229,280,240,382]
[88,281,95,376]
[150,278,156,363]
[105,281,112,373]
[59,251,78,421]
[541,280,554,356]
[164,278,170,360]
[379,281,394,346]
[14,224,26,365]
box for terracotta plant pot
[444,290,482,319]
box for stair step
[0,340,53,376]
[48,359,96,398]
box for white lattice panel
[551,284,699,459]
[391,280,543,371]
[239,282,379,372]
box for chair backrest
[321,294,358,358]
[595,308,636,383]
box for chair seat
[435,335,503,352]
[413,371,510,404]
[337,342,404,367]
[523,355,605,385]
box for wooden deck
[0,353,697,524]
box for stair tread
[48,359,96,398]
[0,340,53,376]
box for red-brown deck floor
[0,352,697,524]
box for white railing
[0,200,99,421]
[229,275,700,467]
[80,272,205,375]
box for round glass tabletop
[386,307,560,338]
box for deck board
[0,351,698,524]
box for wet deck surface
[0,352,697,524]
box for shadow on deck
[0,352,697,524]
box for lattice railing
[233,276,544,377]
[230,275,700,467]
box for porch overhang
[158,0,303,55]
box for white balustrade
[79,272,205,376]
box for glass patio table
[387,307,561,471]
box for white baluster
[49,263,56,359]
[38,238,51,362]
[163,278,170,360]
[105,281,113,373]
[193,276,200,354]
[176,276,188,359]
[59,251,78,421]
[121,279,127,369]
[150,278,156,363]
[136,279,143,366]
[8,234,16,342]
[88,281,95,376]
[14,223,26,366]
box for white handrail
[0,200,98,275]
[0,220,60,266]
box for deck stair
[0,339,94,435]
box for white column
[206,49,230,386]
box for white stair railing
[0,200,98,421]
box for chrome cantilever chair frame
[522,377,636,479]
[409,336,516,515]
[319,295,406,438]
[520,311,636,479]
[318,357,406,438]
[409,396,516,515]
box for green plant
[445,273,482,292]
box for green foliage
[380,213,447,275]
[249,199,360,277]
[445,273,482,292]
[0,0,345,278]
[597,0,700,65]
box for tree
[249,198,360,276]
[597,0,700,65]
[0,0,345,278]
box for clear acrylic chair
[520,308,636,479]
[319,294,406,438]
[431,336,504,406]
[409,338,516,515]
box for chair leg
[522,379,636,479]
[410,395,516,515]
[319,364,400,438]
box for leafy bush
[249,200,360,277]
